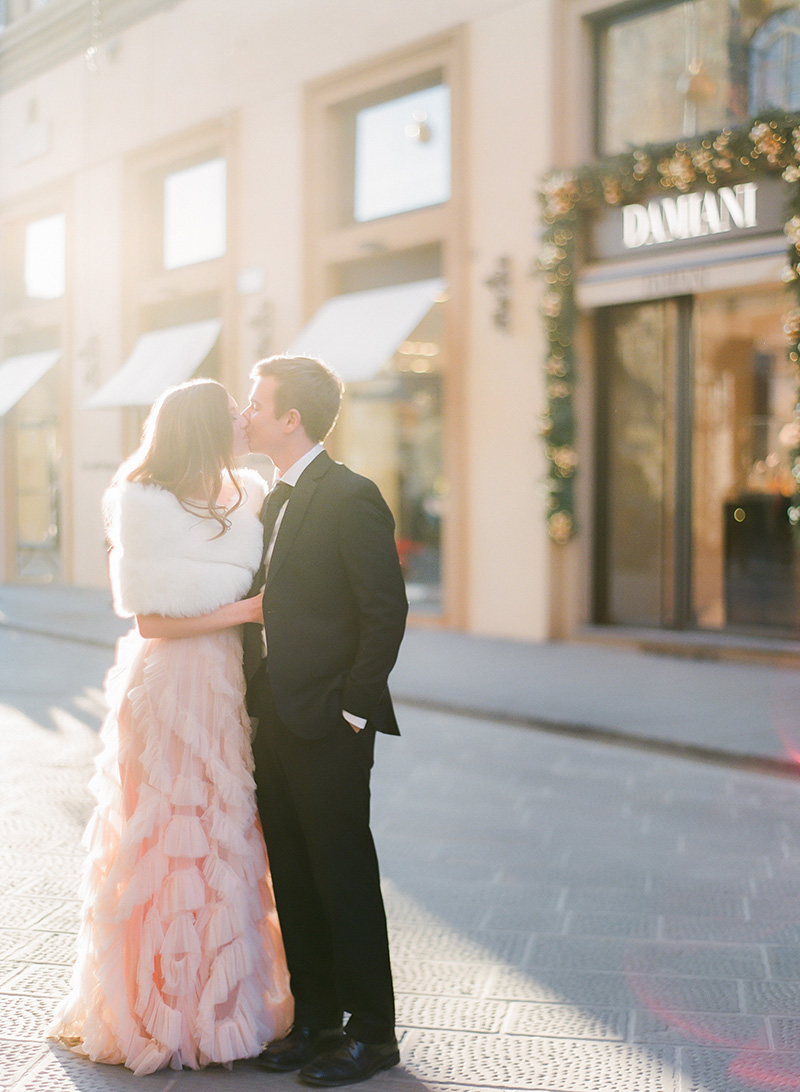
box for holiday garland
[537,112,800,544]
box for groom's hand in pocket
[342,709,366,733]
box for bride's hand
[240,590,264,624]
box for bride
[48,378,292,1074]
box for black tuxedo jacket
[251,450,408,740]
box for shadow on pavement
[373,705,800,1092]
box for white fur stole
[105,467,268,619]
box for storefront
[578,174,800,636]
[545,0,800,647]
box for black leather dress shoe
[298,1034,400,1086]
[258,1025,344,1072]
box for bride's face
[228,397,250,457]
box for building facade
[2,0,800,654]
[0,0,555,641]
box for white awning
[285,277,447,382]
[0,350,61,417]
[85,318,222,409]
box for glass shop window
[750,8,800,113]
[163,157,227,270]
[353,84,451,222]
[24,213,65,300]
[595,0,742,156]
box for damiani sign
[588,176,787,261]
[622,183,757,249]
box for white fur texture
[105,468,268,619]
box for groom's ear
[284,407,304,434]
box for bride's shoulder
[232,467,268,513]
[103,478,180,552]
[103,477,173,521]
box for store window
[750,8,800,113]
[592,0,800,155]
[0,200,66,583]
[693,289,798,630]
[596,0,735,155]
[0,328,62,582]
[327,71,451,229]
[163,157,226,270]
[354,84,451,222]
[1,210,65,308]
[24,213,65,299]
[330,276,447,614]
[14,361,61,581]
[596,288,800,634]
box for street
[4,626,800,1090]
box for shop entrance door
[596,288,800,634]
[595,298,688,627]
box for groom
[242,355,408,1087]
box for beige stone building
[3,0,800,653]
[0,0,555,640]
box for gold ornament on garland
[537,112,800,543]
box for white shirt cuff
[342,709,367,732]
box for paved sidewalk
[2,584,800,768]
[5,622,800,1090]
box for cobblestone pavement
[5,628,800,1090]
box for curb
[0,619,122,650]
[393,695,800,780]
[5,616,797,780]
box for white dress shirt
[266,444,366,733]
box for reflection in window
[693,290,800,630]
[24,213,65,300]
[14,363,61,581]
[599,301,677,627]
[596,0,740,155]
[336,298,446,613]
[163,157,226,270]
[750,9,800,113]
[354,85,451,222]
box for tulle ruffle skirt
[48,627,293,1075]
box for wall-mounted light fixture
[484,255,511,331]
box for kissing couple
[49,355,409,1087]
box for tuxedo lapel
[266,450,332,587]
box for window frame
[332,72,452,228]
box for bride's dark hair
[114,378,243,535]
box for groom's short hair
[251,355,344,442]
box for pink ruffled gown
[48,476,292,1075]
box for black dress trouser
[249,663,395,1044]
